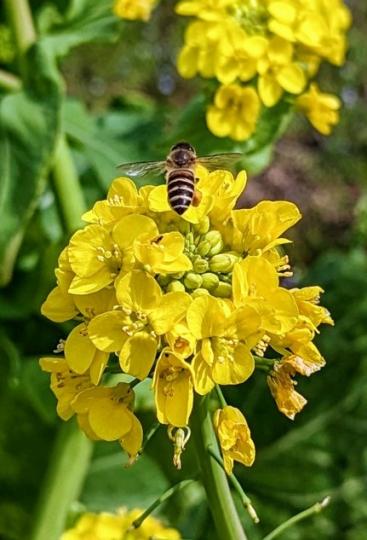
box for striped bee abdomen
[167,169,195,215]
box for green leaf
[36,0,119,58]
[0,44,61,286]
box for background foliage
[0,1,366,539]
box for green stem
[4,0,36,68]
[0,69,22,92]
[191,396,248,540]
[30,420,93,540]
[207,446,259,524]
[53,134,87,233]
[131,479,196,529]
[215,384,227,408]
[262,497,331,540]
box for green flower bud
[191,288,210,298]
[212,282,232,298]
[193,256,209,274]
[157,275,171,287]
[184,272,203,290]
[171,271,185,279]
[167,280,186,292]
[193,217,210,235]
[197,240,211,257]
[206,231,223,256]
[220,272,232,283]
[178,220,191,235]
[209,253,237,273]
[201,273,220,291]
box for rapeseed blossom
[41,165,332,471]
[113,0,158,21]
[176,0,350,138]
[61,508,180,539]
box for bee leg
[192,189,202,207]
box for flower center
[160,366,186,396]
[96,244,122,275]
[212,337,239,363]
[231,0,267,34]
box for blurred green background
[1,1,367,539]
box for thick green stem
[191,396,247,540]
[53,135,87,232]
[4,0,36,70]
[30,421,93,540]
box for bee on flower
[40,153,332,472]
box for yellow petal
[212,343,254,385]
[192,352,215,395]
[119,332,157,379]
[68,267,114,295]
[116,270,162,312]
[119,414,143,461]
[88,311,128,352]
[41,286,77,322]
[64,323,96,374]
[88,398,133,441]
[112,214,158,249]
[276,64,306,94]
[149,292,191,335]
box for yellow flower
[88,271,191,379]
[153,349,194,427]
[61,508,181,540]
[206,84,261,141]
[39,357,92,420]
[291,286,333,328]
[176,0,232,20]
[230,200,301,255]
[187,296,259,394]
[68,214,158,294]
[267,355,308,419]
[213,406,255,474]
[257,36,306,107]
[133,230,192,273]
[232,256,299,335]
[296,83,341,135]
[72,383,143,460]
[113,0,157,21]
[82,177,152,226]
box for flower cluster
[113,0,158,21]
[41,165,332,472]
[176,0,351,139]
[61,508,180,540]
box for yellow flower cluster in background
[113,0,158,21]
[176,0,351,139]
[41,166,332,472]
[61,508,180,539]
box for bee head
[170,141,196,167]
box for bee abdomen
[167,170,195,215]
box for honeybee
[117,142,242,215]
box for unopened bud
[178,220,191,235]
[184,272,203,290]
[157,275,170,287]
[209,253,237,273]
[212,281,232,298]
[171,271,185,279]
[193,217,210,235]
[191,288,210,298]
[201,272,220,291]
[206,230,223,256]
[167,280,185,292]
[197,240,211,257]
[193,256,209,274]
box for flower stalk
[191,396,248,540]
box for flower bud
[184,272,203,290]
[157,275,170,287]
[171,271,185,279]
[193,217,210,235]
[209,253,237,273]
[197,240,211,257]
[177,220,191,235]
[201,272,220,291]
[193,256,209,274]
[191,288,210,298]
[167,280,186,292]
[206,231,223,256]
[212,281,232,298]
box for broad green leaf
[37,0,119,58]
[0,45,61,286]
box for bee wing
[197,153,242,171]
[117,160,166,178]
